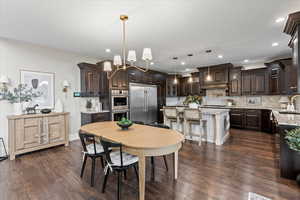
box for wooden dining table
[80,121,184,200]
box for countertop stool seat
[163,107,179,131]
[183,108,206,146]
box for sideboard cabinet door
[15,118,41,150]
[47,115,66,144]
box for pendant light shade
[174,76,178,84]
[142,48,152,61]
[113,55,122,66]
[103,61,112,72]
[127,50,137,62]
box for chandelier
[103,15,153,79]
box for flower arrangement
[285,128,300,152]
[0,84,42,104]
[183,95,202,105]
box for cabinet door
[252,69,267,95]
[47,115,66,144]
[15,118,41,150]
[99,71,109,96]
[229,67,241,96]
[242,71,252,95]
[230,109,244,128]
[244,110,261,131]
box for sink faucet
[290,95,300,111]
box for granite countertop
[274,113,300,126]
[81,110,110,114]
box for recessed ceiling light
[276,17,285,23]
[185,68,190,71]
[244,59,249,63]
[150,62,154,65]
[218,55,223,59]
[272,42,279,47]
[105,49,111,53]
[181,62,185,65]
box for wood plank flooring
[1,129,300,200]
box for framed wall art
[20,70,55,109]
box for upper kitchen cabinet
[242,68,268,95]
[190,72,202,95]
[229,67,242,96]
[78,62,107,97]
[166,75,179,97]
[179,77,192,96]
[284,11,300,94]
[265,59,293,95]
[109,67,128,89]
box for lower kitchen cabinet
[230,108,273,132]
[81,112,111,125]
[8,112,69,160]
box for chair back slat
[163,107,177,118]
[79,131,97,154]
[100,138,123,167]
[184,109,201,121]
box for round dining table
[80,121,184,200]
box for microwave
[112,96,128,110]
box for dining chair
[183,108,206,146]
[79,131,106,187]
[100,138,139,200]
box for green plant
[183,95,202,105]
[1,84,42,104]
[285,128,300,152]
[117,117,132,125]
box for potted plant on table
[1,84,42,115]
[183,95,202,109]
[285,128,300,185]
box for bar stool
[163,107,178,130]
[183,108,206,146]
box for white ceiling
[0,0,299,73]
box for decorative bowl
[117,122,133,130]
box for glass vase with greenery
[285,128,300,152]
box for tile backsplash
[166,95,289,109]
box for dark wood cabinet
[282,58,297,94]
[229,67,242,96]
[81,112,111,125]
[191,72,202,95]
[244,109,261,130]
[242,68,268,95]
[166,75,179,97]
[110,68,128,89]
[78,63,107,97]
[230,109,244,129]
[230,108,271,132]
[179,77,192,96]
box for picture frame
[20,70,55,109]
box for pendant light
[173,57,178,84]
[206,67,212,81]
[187,54,193,84]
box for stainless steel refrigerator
[129,83,158,124]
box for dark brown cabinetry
[81,112,111,125]
[191,72,202,95]
[229,67,242,96]
[242,68,268,95]
[179,77,192,96]
[230,108,272,132]
[166,75,179,97]
[110,68,128,89]
[78,63,108,97]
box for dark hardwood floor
[1,129,300,200]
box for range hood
[202,83,228,90]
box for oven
[111,90,129,110]
[112,110,129,121]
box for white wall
[0,38,99,148]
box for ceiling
[1,0,299,73]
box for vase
[189,103,199,109]
[13,103,23,115]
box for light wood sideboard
[7,112,70,160]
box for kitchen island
[163,107,230,145]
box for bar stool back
[163,107,178,130]
[183,108,206,146]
